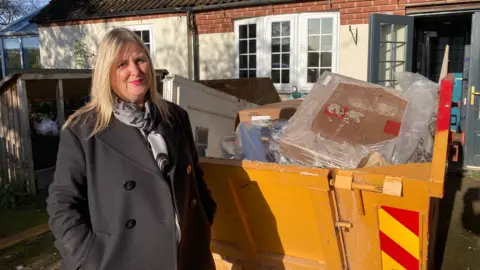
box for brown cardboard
[278,71,410,169]
[235,99,302,128]
[311,82,408,145]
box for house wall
[38,0,448,83]
[193,0,404,81]
[39,15,190,77]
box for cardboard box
[279,72,409,169]
[235,99,302,129]
[312,82,408,145]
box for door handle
[471,86,480,105]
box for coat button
[186,165,192,175]
[125,219,136,229]
[123,181,136,191]
[190,199,197,208]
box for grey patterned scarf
[113,97,157,133]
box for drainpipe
[187,10,200,81]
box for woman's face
[111,42,151,105]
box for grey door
[368,14,414,88]
[464,12,480,168]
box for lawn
[0,190,49,239]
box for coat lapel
[97,118,161,176]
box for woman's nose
[128,62,141,75]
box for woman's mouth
[129,79,144,86]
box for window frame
[126,24,155,59]
[234,12,339,93]
[234,18,262,79]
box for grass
[0,232,59,270]
[0,191,49,239]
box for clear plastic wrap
[234,120,294,164]
[278,71,439,168]
[378,72,439,164]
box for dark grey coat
[47,101,217,270]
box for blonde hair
[63,27,170,137]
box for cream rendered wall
[39,16,189,77]
[338,24,370,81]
[198,32,236,80]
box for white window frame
[234,12,340,93]
[234,18,262,79]
[126,24,155,59]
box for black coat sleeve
[46,127,94,270]
[181,110,217,225]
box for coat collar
[97,113,179,176]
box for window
[3,38,22,76]
[234,13,339,92]
[126,25,154,57]
[237,21,257,78]
[195,127,209,157]
[22,37,40,69]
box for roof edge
[32,0,302,24]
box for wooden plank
[22,73,92,80]
[56,79,65,127]
[17,79,35,195]
[11,84,21,183]
[5,85,14,183]
[438,45,449,84]
[0,86,8,180]
[0,223,50,250]
[0,89,5,181]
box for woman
[47,28,217,270]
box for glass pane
[272,22,280,37]
[272,70,280,83]
[22,37,40,69]
[281,70,289,84]
[145,44,151,52]
[308,19,320,35]
[308,36,320,51]
[272,54,280,68]
[248,24,256,38]
[307,68,319,83]
[320,52,332,67]
[240,70,248,78]
[282,21,290,36]
[240,25,248,39]
[322,18,333,34]
[380,23,392,42]
[321,35,332,51]
[272,38,280,53]
[3,38,21,75]
[320,68,331,76]
[134,31,141,38]
[393,61,405,74]
[378,62,391,81]
[393,24,406,42]
[308,52,319,67]
[379,42,392,62]
[282,53,290,68]
[142,31,150,43]
[249,69,256,78]
[394,43,406,61]
[239,40,247,54]
[249,40,256,54]
[281,38,290,52]
[249,55,256,69]
[240,55,248,69]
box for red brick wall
[194,0,439,34]
[39,0,442,31]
